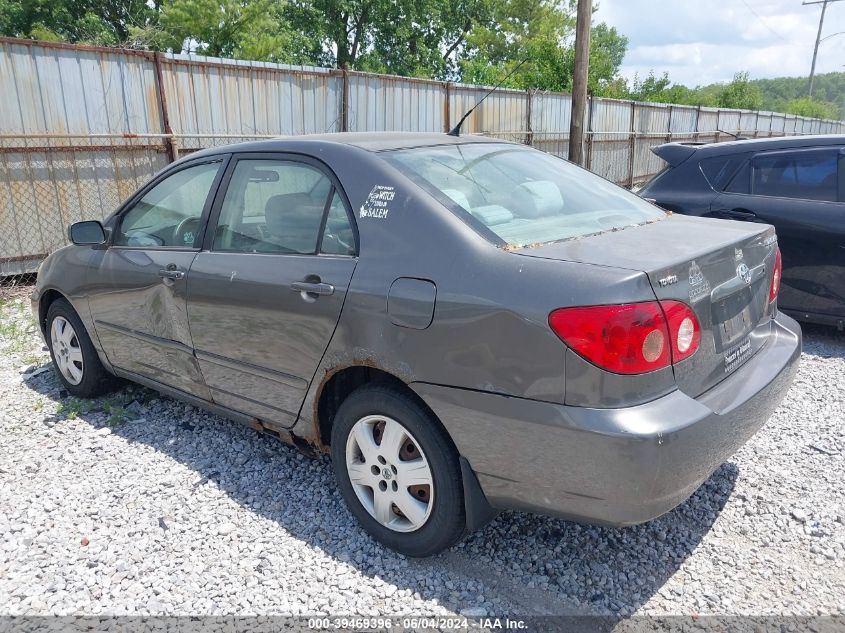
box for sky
[593,0,845,87]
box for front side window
[116,161,221,248]
[752,150,839,202]
[213,159,350,255]
[385,143,665,247]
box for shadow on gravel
[20,356,751,616]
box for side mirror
[68,220,106,245]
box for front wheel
[331,384,466,557]
[46,298,118,398]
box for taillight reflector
[549,300,701,374]
[769,247,782,304]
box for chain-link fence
[2,36,844,286]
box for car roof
[673,134,845,158]
[185,132,509,160]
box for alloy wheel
[345,414,434,532]
[50,316,84,385]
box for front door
[186,155,358,426]
[711,146,845,319]
[88,157,226,398]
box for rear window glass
[385,143,665,247]
[700,156,745,190]
[752,150,839,202]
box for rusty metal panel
[718,110,741,133]
[589,98,632,184]
[0,40,162,138]
[160,54,342,149]
[347,73,445,132]
[669,106,698,134]
[530,92,571,159]
[448,84,528,141]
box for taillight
[661,300,701,363]
[549,300,701,374]
[768,247,782,304]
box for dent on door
[89,248,209,398]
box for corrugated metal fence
[2,36,844,274]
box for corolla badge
[688,260,711,302]
[737,262,752,285]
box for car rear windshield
[385,143,665,247]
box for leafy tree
[459,0,626,92]
[156,0,301,61]
[716,72,762,110]
[784,97,838,120]
[0,0,156,45]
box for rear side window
[699,156,745,191]
[752,150,839,202]
[213,159,353,255]
[385,143,664,247]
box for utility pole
[804,0,844,97]
[568,0,591,166]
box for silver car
[31,133,801,556]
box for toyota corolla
[31,133,801,556]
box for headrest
[471,204,513,226]
[440,189,471,211]
[512,181,563,218]
[264,193,320,233]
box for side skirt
[111,367,323,456]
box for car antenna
[447,58,530,137]
[717,129,748,141]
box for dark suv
[639,135,845,329]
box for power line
[739,0,792,42]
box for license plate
[724,337,752,373]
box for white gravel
[0,293,843,617]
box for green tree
[784,97,838,120]
[155,0,300,61]
[0,0,157,45]
[459,0,626,91]
[717,71,762,110]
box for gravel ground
[0,291,843,618]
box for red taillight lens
[549,300,701,374]
[549,303,670,374]
[768,247,782,304]
[661,300,701,363]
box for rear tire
[46,298,118,398]
[331,384,466,557]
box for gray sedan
[31,133,801,556]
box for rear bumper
[411,313,801,526]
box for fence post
[693,105,701,142]
[666,104,673,145]
[340,65,349,132]
[526,89,533,146]
[153,52,177,163]
[585,97,594,169]
[627,101,636,189]
[443,82,451,133]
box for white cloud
[594,0,845,86]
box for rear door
[87,157,226,398]
[710,146,845,319]
[186,154,358,427]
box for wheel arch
[38,288,68,334]
[315,364,436,448]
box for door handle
[158,269,185,280]
[724,208,758,221]
[291,281,334,296]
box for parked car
[31,133,800,556]
[639,135,845,330]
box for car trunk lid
[514,214,778,397]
